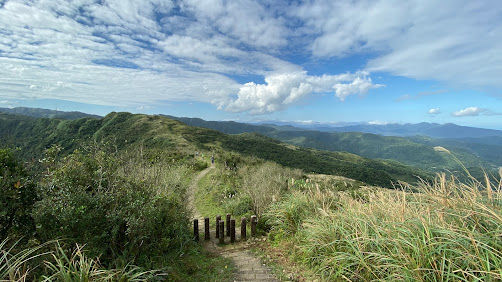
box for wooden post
[216,215,221,238]
[241,217,247,241]
[226,214,231,236]
[204,217,210,240]
[251,215,257,237]
[230,219,236,243]
[193,219,199,241]
[219,221,225,244]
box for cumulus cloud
[452,107,486,117]
[224,71,383,114]
[428,108,441,115]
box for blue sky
[1,0,501,129]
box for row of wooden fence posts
[193,214,257,243]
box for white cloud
[224,71,383,114]
[4,0,470,116]
[452,107,486,117]
[428,108,441,115]
[294,0,502,90]
[182,0,288,49]
[333,76,383,101]
[0,56,240,107]
[0,100,16,108]
[0,0,295,110]
[368,120,388,125]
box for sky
[1,0,501,129]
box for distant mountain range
[165,115,502,173]
[254,121,502,139]
[0,107,102,120]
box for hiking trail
[188,164,279,282]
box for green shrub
[0,148,38,240]
[33,145,191,267]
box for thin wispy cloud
[294,0,502,91]
[397,90,448,102]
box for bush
[33,145,191,267]
[0,148,38,240]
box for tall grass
[42,243,160,281]
[0,239,50,281]
[241,162,302,217]
[265,170,502,281]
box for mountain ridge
[2,107,500,175]
[254,121,502,138]
[0,107,102,120]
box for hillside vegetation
[0,144,233,280]
[0,112,429,188]
[263,168,502,281]
[169,116,500,176]
[190,146,502,281]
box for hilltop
[2,107,499,177]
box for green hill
[0,112,429,188]
[167,115,499,173]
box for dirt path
[187,164,213,219]
[188,165,279,282]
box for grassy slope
[0,112,430,188]
[263,172,502,281]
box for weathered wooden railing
[193,214,258,244]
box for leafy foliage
[33,145,191,266]
[0,149,38,240]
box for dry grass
[265,170,502,281]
